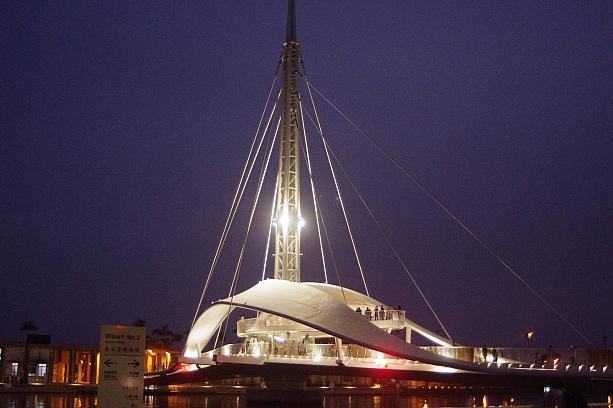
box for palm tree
[19,320,37,332]
[19,320,37,384]
[149,324,183,349]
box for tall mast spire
[286,0,297,42]
[274,0,303,282]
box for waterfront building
[0,339,180,385]
[1,341,53,384]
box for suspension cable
[191,72,281,327]
[298,73,592,344]
[317,198,347,303]
[298,100,329,283]
[261,175,278,280]
[217,116,282,349]
[256,110,278,280]
[303,74,369,297]
[212,115,280,350]
[317,129,453,341]
[197,91,278,321]
[212,112,278,350]
[299,102,349,304]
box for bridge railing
[422,346,613,369]
[236,309,407,336]
[353,309,406,331]
[230,341,405,363]
[236,316,310,335]
[473,346,612,368]
[425,346,561,365]
[215,341,612,373]
[353,308,405,323]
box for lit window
[11,362,19,376]
[36,363,47,377]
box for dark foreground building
[0,336,179,385]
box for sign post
[98,325,146,408]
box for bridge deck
[146,359,613,394]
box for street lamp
[526,331,534,346]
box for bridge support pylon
[247,372,323,406]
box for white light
[280,206,290,233]
[274,336,285,343]
[298,218,306,229]
[432,366,457,373]
[544,386,551,393]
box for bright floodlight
[279,206,290,233]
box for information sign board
[98,325,145,408]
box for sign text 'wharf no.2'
[98,325,146,408]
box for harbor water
[0,392,611,408]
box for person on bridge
[355,307,362,315]
[379,306,385,320]
[365,307,372,320]
[374,306,379,320]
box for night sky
[2,1,612,349]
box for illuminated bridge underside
[183,280,607,379]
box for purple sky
[2,1,612,348]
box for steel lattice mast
[274,0,303,282]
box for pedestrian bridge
[147,280,612,393]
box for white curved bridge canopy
[185,279,486,373]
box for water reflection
[143,394,245,408]
[0,394,97,408]
[324,395,520,408]
[0,392,609,408]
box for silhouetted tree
[20,320,37,332]
[149,323,183,349]
[19,320,37,384]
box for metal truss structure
[274,1,303,282]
